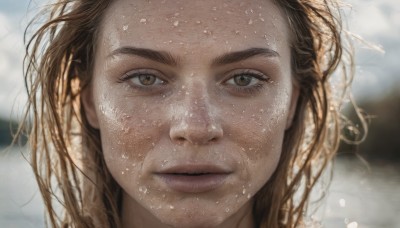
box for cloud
[348,0,400,39]
[0,13,27,120]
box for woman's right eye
[119,69,166,89]
[130,74,164,86]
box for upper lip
[155,164,232,175]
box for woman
[22,0,355,227]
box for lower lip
[156,173,229,193]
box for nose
[169,89,223,145]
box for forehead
[99,0,289,56]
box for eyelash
[118,69,270,95]
[223,70,270,95]
[118,69,166,91]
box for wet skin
[82,0,299,227]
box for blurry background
[0,0,399,227]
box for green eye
[138,74,157,85]
[233,75,253,86]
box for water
[0,148,44,228]
[1,148,398,227]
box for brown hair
[21,0,355,227]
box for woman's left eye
[225,71,269,87]
[226,74,259,87]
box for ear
[285,85,300,130]
[81,83,100,129]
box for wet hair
[21,0,355,227]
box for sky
[0,0,399,120]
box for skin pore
[82,0,299,227]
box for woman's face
[83,0,298,227]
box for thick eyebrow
[108,46,279,67]
[108,46,179,66]
[211,47,279,66]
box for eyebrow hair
[211,47,280,66]
[108,46,279,66]
[109,46,179,66]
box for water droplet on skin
[122,171,125,175]
[140,18,147,23]
[242,188,246,194]
[235,30,240,35]
[161,159,168,167]
[123,25,129,31]
[215,201,219,204]
[196,20,201,24]
[173,20,179,27]
[169,205,175,209]
[174,12,180,16]
[248,19,253,25]
[262,128,267,133]
[225,208,230,213]
[139,186,148,194]
[212,6,217,11]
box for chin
[157,210,226,228]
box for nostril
[176,137,186,142]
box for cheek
[225,91,290,189]
[95,95,164,180]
